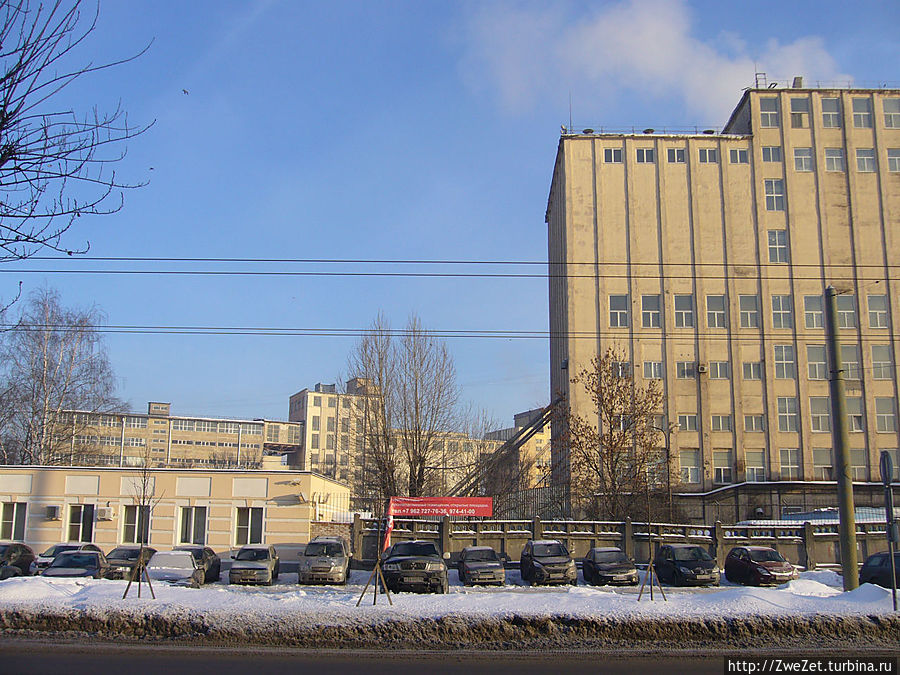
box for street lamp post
[650,423,678,522]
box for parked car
[458,546,505,586]
[724,546,797,586]
[0,543,36,579]
[654,544,720,586]
[41,550,109,579]
[104,545,157,580]
[31,543,103,573]
[297,536,350,585]
[520,539,577,586]
[582,547,638,586]
[859,551,900,588]
[173,545,221,582]
[382,540,449,594]
[146,550,205,587]
[229,544,280,585]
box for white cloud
[459,0,849,124]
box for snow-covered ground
[0,568,895,626]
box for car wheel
[0,566,21,580]
[437,578,448,594]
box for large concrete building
[547,83,900,516]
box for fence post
[352,513,363,556]
[532,516,543,541]
[440,515,451,555]
[713,521,725,568]
[623,518,634,559]
[802,521,817,570]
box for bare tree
[558,346,665,520]
[0,0,150,261]
[122,442,159,599]
[0,286,121,464]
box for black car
[173,545,221,583]
[859,551,900,588]
[41,550,109,579]
[382,540,449,594]
[520,539,577,585]
[104,545,157,580]
[458,546,505,586]
[724,546,797,586]
[654,544,720,586]
[0,542,36,579]
[582,547,638,586]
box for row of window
[609,293,886,330]
[759,96,900,130]
[310,395,352,409]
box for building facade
[547,84,900,509]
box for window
[837,295,857,328]
[774,344,795,379]
[759,97,779,127]
[872,345,893,380]
[123,505,150,544]
[777,397,798,432]
[326,434,335,450]
[709,361,729,379]
[327,397,337,408]
[326,417,336,432]
[761,146,782,162]
[807,345,827,380]
[235,507,263,545]
[876,398,897,432]
[847,397,864,432]
[642,295,661,328]
[266,426,280,443]
[813,448,833,481]
[609,295,629,327]
[730,148,749,164]
[889,149,900,173]
[604,147,623,163]
[841,344,861,380]
[857,148,876,172]
[680,449,701,483]
[822,97,841,128]
[764,179,785,211]
[768,230,789,263]
[612,361,631,377]
[804,296,824,328]
[311,433,319,449]
[711,415,733,432]
[678,414,698,431]
[698,148,718,163]
[850,448,868,482]
[311,416,320,431]
[180,506,207,545]
[241,423,263,436]
[674,295,694,327]
[790,97,810,128]
[126,417,148,429]
[636,148,655,163]
[341,418,350,433]
[667,148,685,163]
[852,97,873,128]
[793,147,813,172]
[714,449,733,483]
[745,415,765,432]
[676,361,696,379]
[706,295,726,328]
[780,448,801,480]
[68,504,94,542]
[824,148,845,172]
[643,361,663,379]
[740,295,760,328]
[772,294,794,329]
[885,98,900,128]
[313,396,321,407]
[810,396,831,432]
[745,450,766,482]
[743,361,762,380]
[1,502,26,540]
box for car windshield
[594,550,628,564]
[463,549,499,562]
[305,543,344,557]
[175,547,203,562]
[673,547,712,562]
[108,548,139,561]
[236,548,270,561]
[151,553,193,568]
[41,544,77,558]
[50,553,96,568]
[390,542,439,558]
[533,543,567,557]
[749,549,785,563]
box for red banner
[387,496,493,518]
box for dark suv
[654,544,720,586]
[859,551,900,588]
[520,540,577,585]
[382,540,449,594]
[0,543,35,579]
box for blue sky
[6,0,899,425]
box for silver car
[229,544,280,586]
[458,546,506,586]
[297,536,350,584]
[146,550,205,587]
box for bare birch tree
[0,287,121,464]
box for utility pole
[825,286,858,591]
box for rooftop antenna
[568,91,573,133]
[754,67,767,88]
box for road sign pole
[879,451,897,611]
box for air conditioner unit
[697,364,708,374]
[45,505,61,520]
[97,507,114,521]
